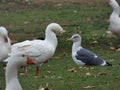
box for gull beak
[26,56,35,65]
[66,38,71,42]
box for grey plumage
[75,48,106,66]
[70,34,112,66]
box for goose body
[109,0,120,37]
[9,23,65,76]
[0,27,11,62]
[70,34,112,66]
[5,53,35,90]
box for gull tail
[105,62,112,66]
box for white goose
[10,23,65,76]
[5,52,35,90]
[109,0,120,37]
[0,27,11,63]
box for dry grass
[33,0,109,3]
[33,0,109,5]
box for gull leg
[24,66,27,74]
[19,66,27,75]
[2,63,6,70]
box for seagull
[9,23,65,76]
[5,52,35,90]
[109,0,120,37]
[69,34,112,67]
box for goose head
[109,0,120,10]
[0,27,9,43]
[46,23,66,37]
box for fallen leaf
[79,66,93,70]
[83,85,95,89]
[47,71,51,74]
[98,72,107,76]
[87,17,91,21]
[67,67,77,73]
[92,33,98,36]
[90,40,98,45]
[110,47,115,50]
[116,48,120,51]
[39,88,50,90]
[52,56,60,59]
[24,21,29,24]
[86,72,91,76]
[105,31,113,37]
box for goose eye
[22,55,25,57]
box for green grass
[0,1,120,90]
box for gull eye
[74,36,78,39]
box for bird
[9,23,66,76]
[0,27,11,67]
[69,34,112,67]
[5,52,35,90]
[109,0,120,37]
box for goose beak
[60,29,66,36]
[26,57,35,65]
[8,33,13,37]
[4,36,8,43]
[57,30,66,37]
[62,30,66,33]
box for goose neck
[5,62,20,89]
[45,28,58,48]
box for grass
[0,1,120,90]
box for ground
[0,0,120,90]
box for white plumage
[5,52,35,90]
[9,23,65,76]
[109,0,120,37]
[0,27,11,62]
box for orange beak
[26,56,35,65]
[4,36,8,43]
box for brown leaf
[83,85,95,89]
[92,33,98,36]
[90,40,98,45]
[52,56,60,59]
[85,72,91,76]
[116,48,120,51]
[110,47,115,50]
[39,88,50,90]
[98,72,107,76]
[87,17,92,23]
[47,71,51,74]
[67,67,77,73]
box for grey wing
[75,48,104,66]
